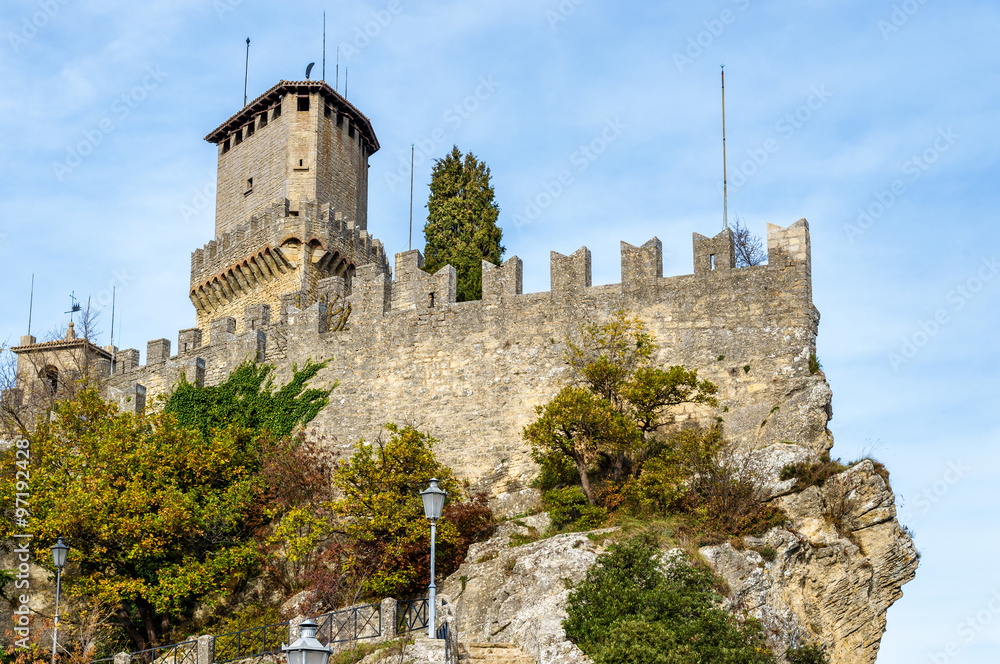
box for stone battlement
[188,197,389,331]
[110,219,828,490]
[135,220,812,375]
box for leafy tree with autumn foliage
[524,311,718,506]
[424,146,504,302]
[267,425,493,601]
[0,362,332,652]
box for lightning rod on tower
[722,65,728,231]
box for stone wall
[214,98,289,236]
[111,219,831,493]
[189,199,388,333]
[213,87,373,237]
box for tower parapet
[190,78,389,332]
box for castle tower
[5,322,113,411]
[190,80,389,332]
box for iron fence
[396,598,429,634]
[436,621,450,662]
[128,640,197,664]
[314,603,381,644]
[90,597,428,664]
[212,620,289,664]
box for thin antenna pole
[721,65,728,231]
[110,287,116,374]
[409,144,415,251]
[244,38,251,106]
[27,274,34,336]
[345,67,348,97]
[322,11,326,81]
[336,47,340,92]
[110,287,115,342]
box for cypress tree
[423,146,504,301]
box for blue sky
[1,1,998,661]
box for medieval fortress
[10,79,832,493]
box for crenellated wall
[188,198,388,332]
[109,219,832,493]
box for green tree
[0,363,333,651]
[424,146,504,302]
[564,537,774,664]
[524,311,718,505]
[328,425,492,598]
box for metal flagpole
[722,65,728,230]
[409,145,414,251]
[244,38,250,106]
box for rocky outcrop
[440,514,596,664]
[440,459,917,664]
[704,460,919,664]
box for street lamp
[419,479,447,640]
[50,536,69,664]
[282,620,334,664]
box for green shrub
[786,643,829,664]
[808,354,822,375]
[564,537,774,664]
[543,486,607,531]
[780,458,848,489]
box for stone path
[458,642,537,664]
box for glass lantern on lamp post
[420,478,447,640]
[282,620,334,664]
[50,536,69,664]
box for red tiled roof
[12,337,112,360]
[204,79,379,152]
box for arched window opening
[41,366,58,394]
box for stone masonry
[103,218,829,495]
[11,77,832,496]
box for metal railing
[129,640,197,664]
[436,621,450,663]
[213,620,290,663]
[396,598,429,634]
[315,602,381,644]
[91,597,428,664]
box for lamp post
[50,536,69,664]
[420,479,447,640]
[282,620,334,664]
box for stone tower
[190,80,389,332]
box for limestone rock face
[441,460,916,664]
[440,514,595,664]
[702,460,919,664]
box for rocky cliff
[439,458,918,664]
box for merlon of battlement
[551,247,591,298]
